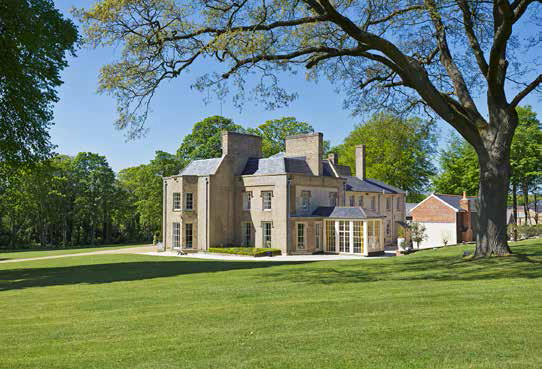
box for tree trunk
[474,151,512,257]
[512,182,518,241]
[534,193,539,225]
[522,182,530,225]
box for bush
[509,224,542,240]
[208,247,282,257]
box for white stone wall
[415,222,457,249]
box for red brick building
[409,192,477,248]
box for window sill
[263,209,272,211]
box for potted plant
[410,222,428,249]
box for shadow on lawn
[263,245,542,285]
[0,259,310,291]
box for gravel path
[0,246,154,264]
[141,250,386,261]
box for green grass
[208,247,282,256]
[0,243,148,261]
[0,239,541,368]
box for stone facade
[163,131,406,255]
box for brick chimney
[327,152,338,164]
[459,191,470,211]
[355,145,366,180]
[285,132,323,176]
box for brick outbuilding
[409,192,477,248]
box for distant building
[162,131,406,255]
[409,192,477,248]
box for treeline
[2,109,538,249]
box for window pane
[173,222,180,248]
[353,221,363,253]
[173,193,181,210]
[185,223,193,248]
[297,223,305,249]
[349,195,355,207]
[263,222,272,247]
[339,221,350,253]
[326,221,336,252]
[315,223,321,249]
[185,193,193,210]
[262,191,272,210]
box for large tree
[77,0,542,257]
[335,112,437,201]
[247,117,330,157]
[176,116,244,162]
[0,0,78,164]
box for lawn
[0,243,148,261]
[0,239,541,368]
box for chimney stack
[459,191,470,211]
[285,132,323,176]
[327,152,338,164]
[355,145,366,180]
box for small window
[371,196,376,210]
[242,222,252,246]
[242,191,252,210]
[297,223,305,249]
[185,223,193,248]
[349,195,355,207]
[262,222,272,247]
[386,198,391,210]
[301,191,311,211]
[386,222,391,236]
[329,192,337,207]
[185,193,193,210]
[173,193,181,211]
[358,196,363,207]
[396,197,401,210]
[172,222,180,248]
[262,191,273,210]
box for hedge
[208,247,282,257]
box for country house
[162,131,406,255]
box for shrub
[208,247,281,257]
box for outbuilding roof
[433,194,478,211]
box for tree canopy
[247,117,314,157]
[77,0,542,255]
[0,0,78,164]
[335,112,437,201]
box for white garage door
[416,222,457,249]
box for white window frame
[242,191,252,211]
[184,192,193,210]
[262,191,273,211]
[262,222,272,248]
[172,222,180,248]
[173,192,181,211]
[297,223,305,249]
[184,223,193,248]
[242,222,252,246]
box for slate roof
[345,176,405,194]
[242,156,336,176]
[434,194,478,211]
[179,158,223,176]
[311,206,384,219]
[334,164,352,177]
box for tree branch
[456,0,489,76]
[509,74,542,108]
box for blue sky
[52,1,540,172]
